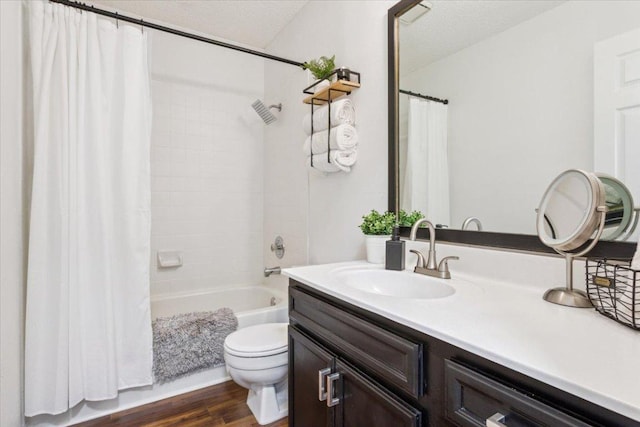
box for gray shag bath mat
[152,307,238,383]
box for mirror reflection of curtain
[401,97,450,226]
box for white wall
[0,1,28,426]
[149,30,265,296]
[264,1,395,267]
[401,1,640,234]
[261,59,309,290]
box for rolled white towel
[302,99,356,135]
[306,150,358,173]
[303,124,358,155]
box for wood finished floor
[73,380,288,427]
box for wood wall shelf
[303,80,361,104]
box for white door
[594,28,640,205]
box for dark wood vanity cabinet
[289,327,422,427]
[289,290,423,427]
[288,280,639,427]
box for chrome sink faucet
[409,218,459,279]
[461,216,483,231]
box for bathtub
[28,285,288,427]
[151,285,288,328]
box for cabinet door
[289,326,335,427]
[334,360,422,427]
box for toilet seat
[224,323,288,358]
[224,351,288,371]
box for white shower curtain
[401,97,450,226]
[25,1,153,416]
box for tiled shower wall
[149,31,265,296]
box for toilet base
[246,379,288,425]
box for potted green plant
[359,210,396,263]
[303,55,336,93]
[398,209,425,228]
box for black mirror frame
[387,0,635,259]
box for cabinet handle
[486,412,507,427]
[318,368,331,401]
[326,373,340,407]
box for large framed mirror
[388,0,639,258]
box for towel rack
[303,69,360,168]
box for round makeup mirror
[536,169,607,307]
[536,170,605,250]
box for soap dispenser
[385,226,405,271]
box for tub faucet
[264,266,281,277]
[409,218,458,279]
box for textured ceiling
[400,0,566,75]
[83,1,565,71]
[86,0,309,49]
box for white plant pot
[365,235,391,264]
[313,79,331,93]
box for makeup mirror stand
[544,206,608,308]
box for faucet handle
[410,249,426,269]
[437,256,459,273]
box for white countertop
[283,260,640,422]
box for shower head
[251,100,282,125]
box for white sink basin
[330,266,455,299]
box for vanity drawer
[289,286,424,398]
[445,360,592,427]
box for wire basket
[586,258,639,330]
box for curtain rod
[399,89,449,105]
[49,0,305,68]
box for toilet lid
[224,323,288,357]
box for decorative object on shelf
[536,169,608,308]
[359,210,396,263]
[336,67,351,81]
[586,258,639,330]
[302,70,361,174]
[303,55,336,93]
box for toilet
[223,323,289,425]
